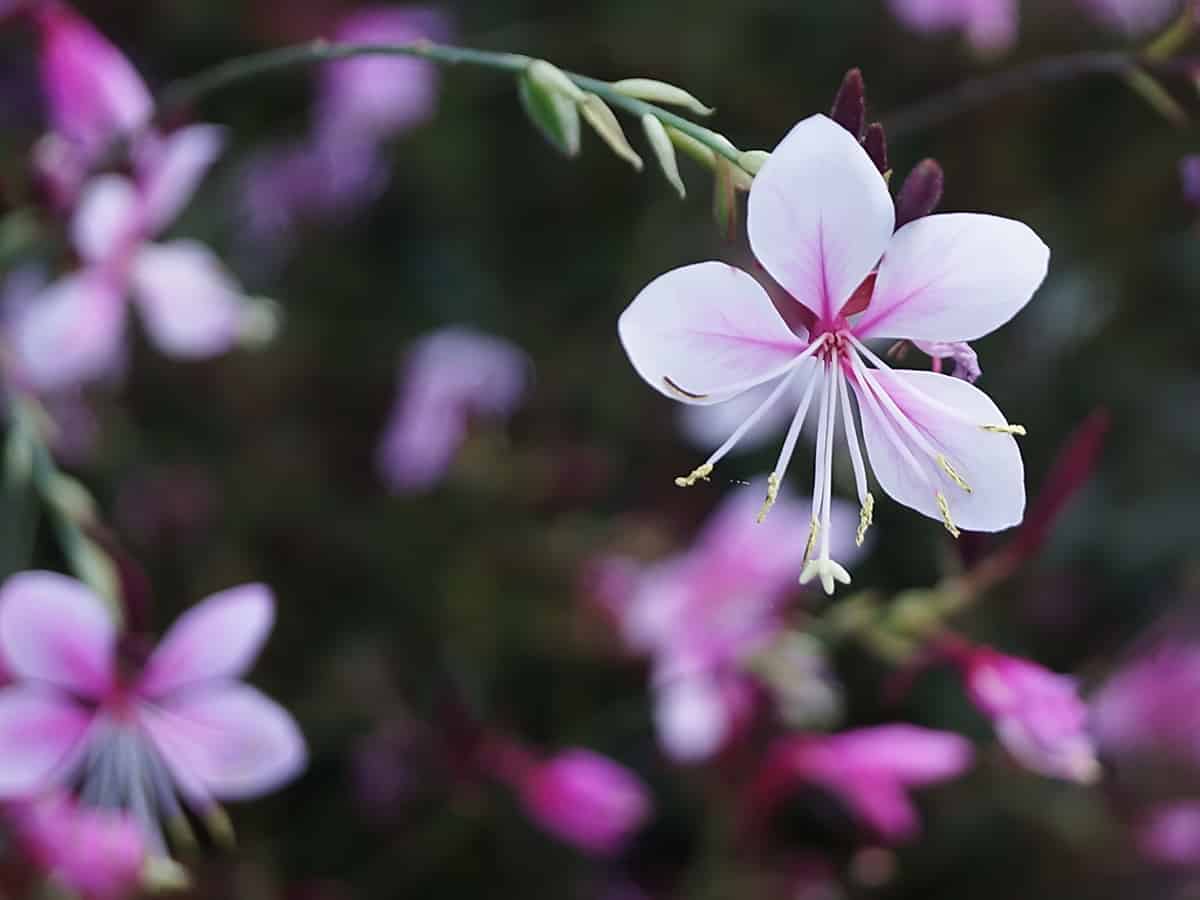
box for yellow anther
[936,491,961,539]
[756,472,781,523]
[980,423,1027,436]
[802,517,820,566]
[856,492,875,546]
[674,463,713,488]
[936,453,973,494]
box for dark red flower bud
[863,123,889,176]
[894,159,945,229]
[830,68,866,140]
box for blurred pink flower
[12,124,250,390]
[518,749,652,856]
[0,572,307,851]
[7,791,146,900]
[620,115,1047,593]
[1135,802,1200,866]
[1078,0,1184,34]
[597,482,862,762]
[886,0,1019,53]
[751,725,974,843]
[962,648,1099,782]
[377,327,529,492]
[32,1,151,162]
[1092,640,1200,767]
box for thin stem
[157,39,746,165]
[884,51,1200,140]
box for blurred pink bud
[1181,155,1200,208]
[376,327,530,493]
[33,1,152,160]
[1135,802,1200,866]
[750,725,973,843]
[7,791,146,900]
[913,340,980,383]
[1078,0,1184,35]
[887,0,1019,53]
[316,7,451,143]
[962,649,1099,782]
[518,749,652,856]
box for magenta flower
[33,1,152,163]
[751,725,973,843]
[598,482,862,762]
[886,0,1019,53]
[518,749,652,857]
[1135,802,1200,866]
[0,572,307,852]
[962,649,1099,783]
[6,791,148,900]
[377,327,529,493]
[12,124,251,390]
[619,115,1048,593]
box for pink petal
[129,241,243,358]
[854,213,1049,343]
[747,115,894,325]
[854,369,1025,532]
[136,125,228,235]
[139,684,306,801]
[10,272,127,391]
[70,175,140,264]
[618,262,807,404]
[0,572,115,698]
[137,584,274,698]
[837,775,922,842]
[655,675,731,763]
[828,724,975,786]
[0,689,92,794]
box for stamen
[802,517,820,566]
[936,453,973,494]
[856,492,874,547]
[835,360,870,506]
[756,472,780,523]
[758,366,821,522]
[936,491,961,538]
[674,463,713,488]
[981,423,1027,436]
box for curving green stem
[157,39,746,166]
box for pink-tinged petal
[855,369,1025,532]
[129,241,243,359]
[136,125,227,234]
[855,213,1049,343]
[139,684,306,800]
[619,262,807,404]
[655,675,731,763]
[70,175,140,264]
[137,584,274,699]
[10,272,127,391]
[34,3,152,158]
[747,115,894,324]
[0,689,92,794]
[0,572,115,697]
[519,749,651,856]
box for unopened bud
[518,69,582,157]
[4,426,33,486]
[830,68,866,140]
[580,95,644,171]
[894,159,944,229]
[141,856,190,893]
[612,78,715,116]
[737,150,771,175]
[641,115,686,199]
[525,60,585,103]
[713,156,739,241]
[238,297,283,349]
[864,122,889,176]
[46,472,97,524]
[667,127,716,168]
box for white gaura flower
[618,114,1049,594]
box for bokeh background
[4,0,1200,897]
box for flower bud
[713,156,739,241]
[894,159,944,229]
[667,126,716,168]
[612,78,715,116]
[580,95,644,171]
[641,115,686,198]
[525,59,585,103]
[830,68,866,140]
[33,2,152,158]
[737,150,771,175]
[864,122,889,177]
[518,67,582,158]
[518,749,652,856]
